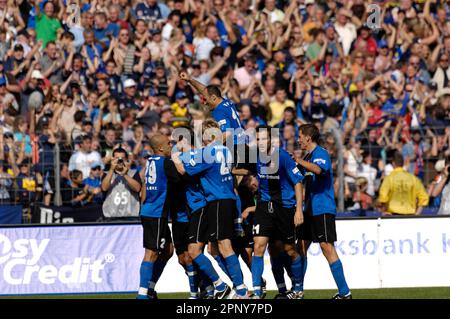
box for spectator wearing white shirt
[432,52,449,94]
[194,24,219,61]
[357,151,378,197]
[161,10,181,44]
[69,135,103,179]
[334,8,357,56]
[262,0,285,24]
[146,29,164,60]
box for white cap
[435,159,446,172]
[31,70,44,80]
[123,78,137,89]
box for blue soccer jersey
[141,155,180,218]
[257,148,304,208]
[182,142,236,202]
[300,145,336,216]
[212,98,246,145]
[180,150,208,213]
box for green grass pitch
[2,287,450,299]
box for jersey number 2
[216,150,230,175]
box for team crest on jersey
[292,167,300,174]
[313,158,326,165]
[189,159,196,166]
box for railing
[1,122,449,223]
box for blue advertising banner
[0,224,143,295]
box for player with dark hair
[172,119,249,299]
[251,125,305,299]
[297,123,351,299]
[136,134,178,299]
[179,71,250,169]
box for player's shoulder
[313,145,330,159]
[311,146,331,165]
[278,148,296,164]
[220,98,237,109]
[278,147,290,159]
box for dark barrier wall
[0,206,22,224]
[31,205,104,224]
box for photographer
[101,146,141,219]
[431,159,450,215]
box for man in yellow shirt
[378,152,429,215]
[269,87,295,126]
[171,91,190,127]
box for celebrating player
[172,119,249,299]
[296,124,351,299]
[136,134,178,299]
[251,125,305,299]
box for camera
[117,158,124,165]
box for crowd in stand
[0,0,450,216]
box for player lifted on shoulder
[296,124,351,299]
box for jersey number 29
[146,160,157,184]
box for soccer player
[171,188,201,299]
[297,124,351,299]
[234,174,292,298]
[174,127,228,299]
[172,119,249,299]
[136,134,177,299]
[179,72,245,149]
[179,71,251,249]
[251,125,305,299]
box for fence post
[53,143,62,206]
[330,127,345,212]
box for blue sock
[270,255,287,293]
[214,255,232,279]
[282,252,295,287]
[186,264,199,297]
[330,259,350,296]
[225,254,247,296]
[137,261,154,298]
[251,256,264,297]
[193,254,225,291]
[148,259,167,292]
[197,265,215,296]
[290,256,303,293]
[298,257,308,292]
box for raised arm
[35,0,42,17]
[207,47,230,78]
[180,71,208,98]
